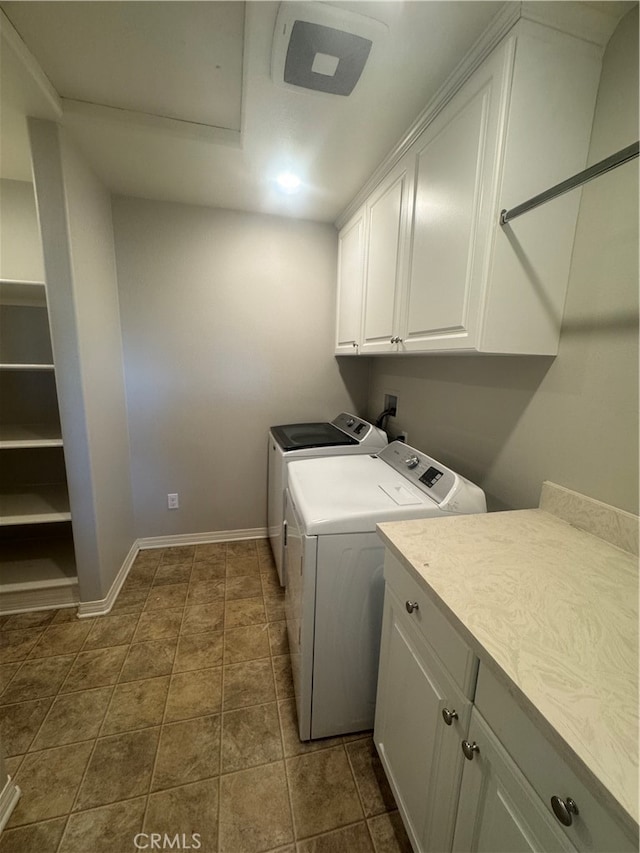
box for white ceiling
[0,1,631,223]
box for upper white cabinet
[360,157,412,354]
[335,208,366,354]
[335,15,603,356]
[402,43,506,353]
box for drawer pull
[405,600,419,614]
[462,740,479,760]
[551,796,579,827]
[442,708,458,726]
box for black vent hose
[375,408,395,433]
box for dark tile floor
[0,539,412,852]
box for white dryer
[284,440,486,741]
[267,413,387,586]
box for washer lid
[271,422,357,451]
[288,454,441,536]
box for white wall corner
[0,777,21,833]
[0,9,62,118]
[76,540,139,618]
[520,1,624,48]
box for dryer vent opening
[271,2,387,96]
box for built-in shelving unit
[0,277,78,613]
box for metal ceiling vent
[272,2,387,96]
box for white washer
[268,412,387,586]
[284,440,486,741]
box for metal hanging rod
[500,140,639,226]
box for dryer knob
[405,455,419,469]
[347,418,355,427]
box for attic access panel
[284,21,372,96]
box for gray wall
[366,7,639,514]
[29,119,135,602]
[0,179,44,281]
[112,197,370,538]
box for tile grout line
[142,547,197,833]
[264,563,298,847]
[8,605,139,829]
[0,614,70,704]
[218,542,229,853]
[344,739,382,850]
[55,548,171,851]
[1,572,159,846]
[59,574,154,849]
[1,541,404,852]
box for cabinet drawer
[475,665,638,852]
[383,552,478,696]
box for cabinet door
[360,158,412,354]
[452,710,577,853]
[401,41,509,352]
[335,209,365,354]
[374,587,471,853]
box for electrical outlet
[384,393,398,417]
[397,431,409,443]
[167,493,179,510]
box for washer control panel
[332,412,384,445]
[379,441,457,505]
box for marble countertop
[376,496,638,832]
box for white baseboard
[137,527,268,550]
[75,528,267,618]
[76,540,139,619]
[0,777,21,832]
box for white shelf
[0,531,78,613]
[0,485,71,525]
[0,535,76,590]
[0,363,55,372]
[0,423,63,449]
[0,279,46,307]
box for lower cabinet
[374,585,472,853]
[452,709,577,853]
[374,553,638,853]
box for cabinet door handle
[405,600,419,614]
[461,740,479,760]
[283,521,287,547]
[550,796,579,827]
[442,708,458,726]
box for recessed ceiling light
[276,172,302,193]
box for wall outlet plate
[167,493,179,510]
